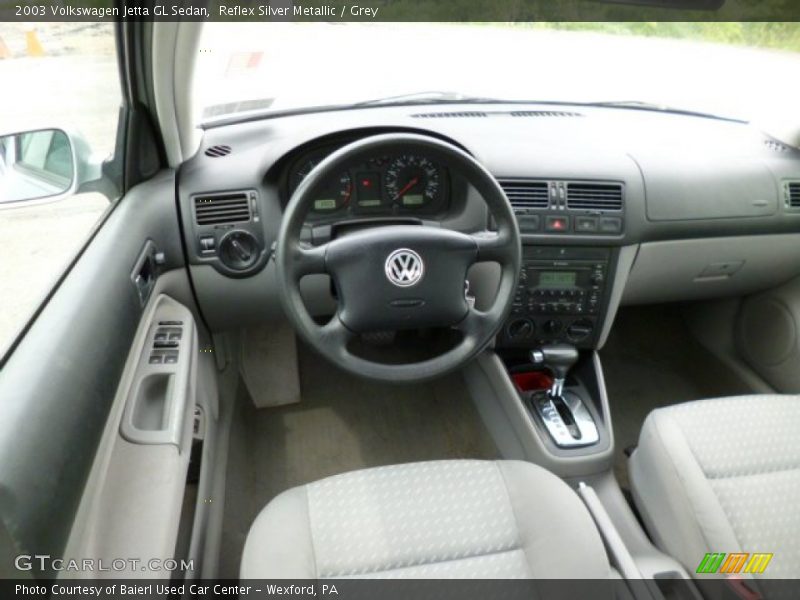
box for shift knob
[530,343,579,398]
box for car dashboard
[177,104,800,350]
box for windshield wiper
[352,91,502,107]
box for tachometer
[385,155,442,209]
[292,157,352,213]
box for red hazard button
[545,216,570,232]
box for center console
[499,246,616,349]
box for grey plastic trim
[578,482,642,580]
[119,299,197,448]
[63,294,198,579]
[152,22,202,166]
[578,471,698,585]
[623,234,800,305]
[464,349,614,477]
[598,244,638,348]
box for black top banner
[3,0,800,22]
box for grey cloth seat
[629,394,800,579]
[241,459,610,579]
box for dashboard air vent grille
[498,180,550,210]
[765,139,791,153]
[566,183,623,211]
[510,111,583,118]
[786,182,800,208]
[411,111,488,119]
[204,144,232,158]
[194,192,251,225]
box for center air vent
[194,192,251,225]
[498,180,549,210]
[566,183,623,212]
[786,182,800,209]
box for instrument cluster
[286,146,450,220]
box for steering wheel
[275,133,521,382]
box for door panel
[0,171,183,575]
[64,293,199,579]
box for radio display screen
[538,271,577,288]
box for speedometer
[384,155,442,209]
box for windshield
[194,22,800,124]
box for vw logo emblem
[385,249,424,287]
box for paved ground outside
[2,22,800,354]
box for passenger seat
[629,395,800,581]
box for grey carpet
[218,342,500,578]
[600,304,753,489]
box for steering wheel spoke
[319,312,355,348]
[292,243,328,278]
[472,231,510,263]
[455,306,493,341]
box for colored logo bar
[696,553,773,574]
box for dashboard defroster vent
[498,180,550,210]
[566,183,623,212]
[411,111,488,119]
[510,111,583,118]
[204,145,232,158]
[194,192,251,225]
[786,182,800,209]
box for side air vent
[566,182,623,212]
[411,111,488,119]
[786,182,800,209]
[194,192,251,225]
[205,145,232,158]
[510,111,583,118]
[498,180,550,210]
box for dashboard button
[576,217,598,232]
[198,235,216,255]
[518,214,540,233]
[599,217,622,233]
[545,216,570,233]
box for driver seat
[240,459,610,579]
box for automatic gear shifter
[529,344,599,448]
[530,344,578,399]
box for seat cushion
[241,459,609,579]
[629,394,800,579]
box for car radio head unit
[499,246,615,349]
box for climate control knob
[507,318,535,340]
[542,319,563,335]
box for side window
[0,24,122,355]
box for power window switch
[149,353,163,364]
[154,340,179,349]
[164,353,179,365]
